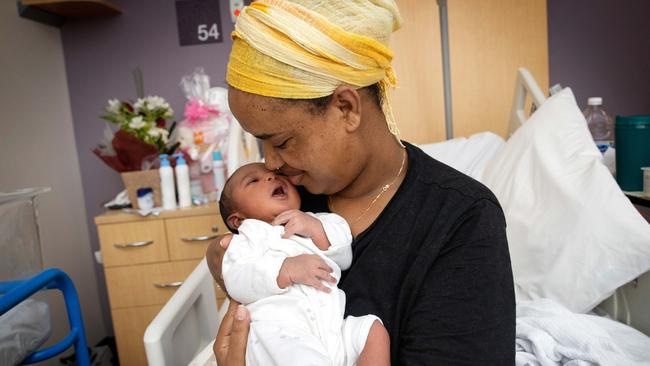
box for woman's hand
[206,234,234,290]
[214,300,250,366]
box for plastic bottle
[212,151,226,200]
[159,154,177,210]
[174,153,192,208]
[189,161,204,203]
[200,155,216,201]
[584,97,615,152]
[583,97,616,174]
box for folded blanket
[516,299,650,366]
[0,299,51,366]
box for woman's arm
[206,235,232,292]
[399,199,516,365]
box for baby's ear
[227,213,245,230]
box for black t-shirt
[300,142,515,365]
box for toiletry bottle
[189,160,204,203]
[136,188,154,210]
[159,154,177,210]
[200,154,216,201]
[212,151,226,200]
[174,153,192,208]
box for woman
[207,0,515,364]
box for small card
[175,0,223,46]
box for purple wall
[61,0,234,333]
[547,0,650,116]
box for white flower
[148,127,169,143]
[146,96,169,110]
[107,99,121,114]
[133,98,145,112]
[129,116,146,129]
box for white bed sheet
[516,298,650,366]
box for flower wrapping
[94,96,178,172]
[93,129,159,172]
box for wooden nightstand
[95,204,227,366]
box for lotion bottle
[174,153,191,208]
[159,154,177,210]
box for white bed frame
[508,67,547,136]
[144,258,228,366]
[143,68,650,366]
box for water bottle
[583,97,615,174]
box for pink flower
[184,98,220,125]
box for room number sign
[175,0,224,46]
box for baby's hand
[272,210,323,240]
[277,254,336,292]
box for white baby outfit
[222,213,379,366]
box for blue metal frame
[0,268,90,365]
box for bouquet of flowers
[94,96,179,172]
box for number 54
[198,24,220,41]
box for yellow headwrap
[226,0,403,143]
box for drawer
[98,220,168,267]
[166,214,228,261]
[105,260,198,309]
[112,304,162,366]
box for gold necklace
[329,148,406,225]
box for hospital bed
[144,69,650,365]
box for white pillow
[480,88,650,313]
[419,132,505,179]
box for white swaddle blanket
[222,214,379,366]
[516,299,650,366]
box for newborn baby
[219,163,389,366]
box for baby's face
[229,163,301,222]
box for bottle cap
[173,153,186,165]
[588,97,603,106]
[212,151,223,161]
[160,154,170,167]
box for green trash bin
[615,115,650,191]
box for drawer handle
[113,240,154,248]
[211,225,220,233]
[181,235,219,242]
[154,281,183,288]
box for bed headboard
[508,67,547,137]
